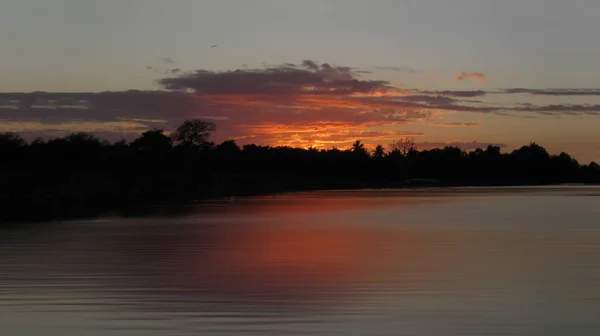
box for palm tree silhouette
[373,144,385,159]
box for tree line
[1,119,599,223]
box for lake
[1,187,600,335]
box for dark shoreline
[3,181,599,225]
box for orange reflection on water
[205,228,373,291]
[203,192,443,216]
[171,221,442,303]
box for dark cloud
[513,104,600,114]
[159,60,393,95]
[301,60,320,71]
[0,91,196,126]
[417,90,488,98]
[375,66,421,74]
[503,88,600,96]
[12,130,144,143]
[397,95,458,105]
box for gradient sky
[2,0,600,163]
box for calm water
[1,187,600,335]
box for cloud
[0,121,150,134]
[0,60,427,146]
[418,90,488,98]
[237,124,424,149]
[160,61,391,96]
[3,60,600,148]
[512,104,600,114]
[153,60,436,146]
[455,72,486,84]
[159,57,175,64]
[375,66,421,74]
[503,88,600,96]
[396,95,458,105]
[425,122,482,127]
[301,60,320,71]
[0,91,196,127]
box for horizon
[1,122,593,166]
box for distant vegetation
[1,119,599,223]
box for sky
[1,0,600,163]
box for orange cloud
[425,121,482,127]
[455,71,486,84]
[235,122,424,149]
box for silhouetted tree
[215,140,241,157]
[486,145,502,156]
[351,140,369,158]
[390,137,416,156]
[373,144,385,159]
[0,133,26,167]
[66,132,102,145]
[387,148,403,160]
[550,152,580,182]
[509,142,552,182]
[352,140,364,151]
[172,119,216,147]
[131,129,172,154]
[0,132,25,148]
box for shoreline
[3,182,599,225]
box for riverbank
[3,176,596,224]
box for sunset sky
[2,0,600,163]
